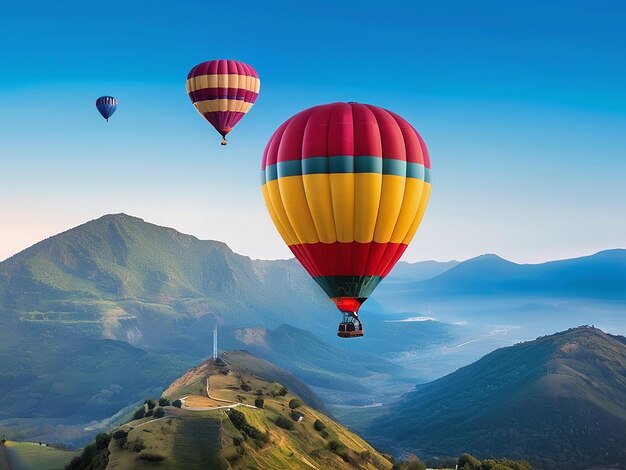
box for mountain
[386,260,459,281]
[370,326,626,470]
[0,213,336,339]
[379,250,626,299]
[69,353,393,470]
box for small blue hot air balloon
[95,96,118,122]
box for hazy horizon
[1,211,623,266]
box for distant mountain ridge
[371,326,626,470]
[378,249,626,299]
[386,259,459,281]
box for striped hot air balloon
[95,96,118,122]
[260,102,432,338]
[186,59,260,145]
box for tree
[277,386,288,396]
[172,399,182,408]
[328,440,343,453]
[145,409,154,417]
[458,453,482,470]
[392,455,426,470]
[95,433,111,450]
[288,398,303,409]
[112,429,128,440]
[154,407,165,418]
[314,419,326,431]
[255,398,264,408]
[275,416,294,430]
[133,407,145,420]
[145,399,157,410]
[158,398,170,407]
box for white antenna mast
[213,326,218,360]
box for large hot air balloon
[186,59,260,145]
[260,102,432,338]
[95,96,118,122]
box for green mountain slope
[0,213,335,338]
[72,353,393,470]
[370,326,626,470]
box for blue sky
[1,0,625,263]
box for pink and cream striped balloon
[186,59,260,145]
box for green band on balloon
[261,156,430,184]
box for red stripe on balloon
[288,241,407,277]
[188,88,258,103]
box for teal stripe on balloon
[261,156,430,183]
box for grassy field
[106,414,228,470]
[4,441,76,470]
[172,418,228,469]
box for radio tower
[213,326,218,360]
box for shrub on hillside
[112,429,128,448]
[95,433,111,450]
[392,454,426,470]
[458,453,482,470]
[320,429,329,439]
[158,398,170,407]
[314,419,326,431]
[274,416,294,430]
[233,436,244,446]
[137,452,166,462]
[480,458,532,470]
[277,386,288,396]
[255,398,264,408]
[154,407,165,418]
[133,407,145,420]
[290,410,303,421]
[130,438,145,453]
[172,399,182,408]
[240,383,252,392]
[145,399,156,409]
[328,440,343,453]
[227,409,268,445]
[112,429,128,440]
[288,398,303,409]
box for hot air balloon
[186,59,260,145]
[95,96,118,122]
[260,102,432,338]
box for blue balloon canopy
[95,96,118,122]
